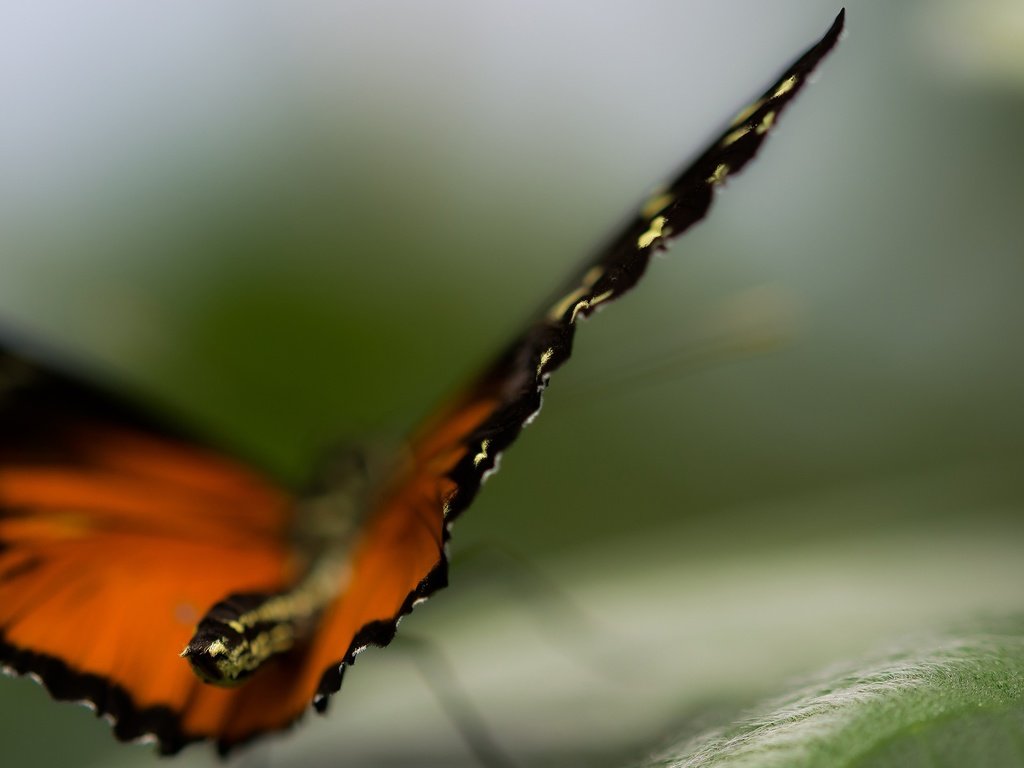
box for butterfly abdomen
[182,548,351,686]
[182,593,303,685]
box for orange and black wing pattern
[0,10,843,756]
[0,344,311,752]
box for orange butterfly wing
[0,10,843,755]
[0,348,463,752]
[0,359,302,751]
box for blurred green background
[1,1,1022,766]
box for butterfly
[0,10,844,756]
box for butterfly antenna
[397,634,519,768]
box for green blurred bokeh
[1,1,1022,766]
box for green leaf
[643,618,1024,768]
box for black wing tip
[826,8,846,48]
[788,7,846,82]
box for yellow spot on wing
[732,98,765,127]
[722,125,751,147]
[707,163,730,185]
[547,267,605,321]
[570,289,616,323]
[569,300,587,324]
[637,216,667,249]
[773,75,797,99]
[548,287,587,321]
[755,111,776,135]
[442,489,457,518]
[536,347,554,376]
[473,439,490,467]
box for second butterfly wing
[295,2,845,734]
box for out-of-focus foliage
[645,618,1024,768]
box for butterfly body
[0,11,844,755]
